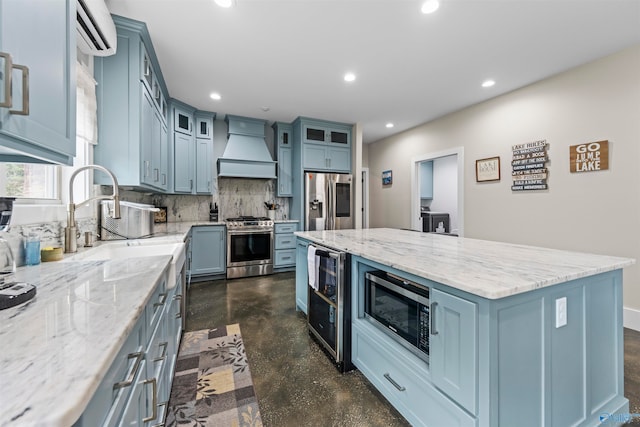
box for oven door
[226,229,274,278]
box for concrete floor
[185,272,640,426]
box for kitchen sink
[65,240,186,288]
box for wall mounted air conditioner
[76,0,117,56]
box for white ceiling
[105,0,640,144]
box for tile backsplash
[2,178,289,268]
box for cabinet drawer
[353,325,475,427]
[274,249,296,267]
[275,233,296,249]
[275,222,297,234]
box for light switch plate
[556,297,567,328]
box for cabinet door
[295,240,309,314]
[191,226,226,276]
[430,289,477,414]
[326,146,351,172]
[302,144,328,171]
[328,128,350,145]
[159,121,168,190]
[140,88,154,187]
[173,132,194,193]
[173,107,192,136]
[277,146,293,196]
[196,117,212,139]
[0,0,76,164]
[302,124,327,143]
[195,138,211,194]
[420,161,433,199]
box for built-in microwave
[364,271,430,363]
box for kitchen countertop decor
[0,256,171,426]
[295,228,635,299]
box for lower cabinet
[295,238,309,314]
[190,225,226,277]
[274,222,298,269]
[75,267,184,426]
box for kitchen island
[295,228,635,427]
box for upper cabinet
[0,0,76,165]
[272,122,293,197]
[94,15,169,191]
[293,117,352,173]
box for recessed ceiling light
[261,106,270,112]
[214,0,234,7]
[421,0,440,14]
[386,123,394,128]
[482,79,496,88]
[344,72,356,82]
[210,92,222,100]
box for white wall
[430,155,458,233]
[367,45,640,313]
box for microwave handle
[315,249,332,258]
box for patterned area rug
[166,324,263,427]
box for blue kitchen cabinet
[190,225,226,277]
[274,222,298,269]
[273,122,294,197]
[0,0,76,165]
[94,16,170,191]
[420,160,433,199]
[293,117,352,173]
[295,238,309,314]
[194,111,214,194]
[171,102,196,194]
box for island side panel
[491,269,628,427]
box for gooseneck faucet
[64,165,121,253]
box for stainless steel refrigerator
[305,172,353,231]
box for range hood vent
[217,115,277,179]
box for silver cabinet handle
[384,373,406,392]
[281,256,292,260]
[153,341,168,362]
[113,351,144,389]
[190,179,193,191]
[430,301,438,335]
[154,292,167,307]
[173,294,183,319]
[0,52,13,108]
[154,168,159,182]
[162,174,167,185]
[143,378,158,422]
[145,160,150,177]
[9,64,29,115]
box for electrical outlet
[556,297,567,328]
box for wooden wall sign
[569,140,609,173]
[511,139,549,191]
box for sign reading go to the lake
[511,139,548,191]
[569,140,609,173]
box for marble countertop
[0,256,171,426]
[295,228,635,299]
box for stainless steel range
[225,216,274,279]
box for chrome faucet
[64,165,121,253]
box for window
[0,163,58,199]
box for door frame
[410,147,464,236]
[361,167,369,229]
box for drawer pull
[143,378,158,422]
[282,256,292,260]
[9,64,29,115]
[430,301,438,335]
[384,373,406,392]
[153,341,168,362]
[154,292,167,308]
[113,351,143,390]
[173,294,183,319]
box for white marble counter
[0,256,171,426]
[295,228,635,299]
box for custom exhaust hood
[217,115,277,179]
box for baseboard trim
[623,306,640,331]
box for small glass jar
[24,233,41,266]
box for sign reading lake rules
[511,140,549,191]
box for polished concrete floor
[185,272,640,426]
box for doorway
[410,148,464,236]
